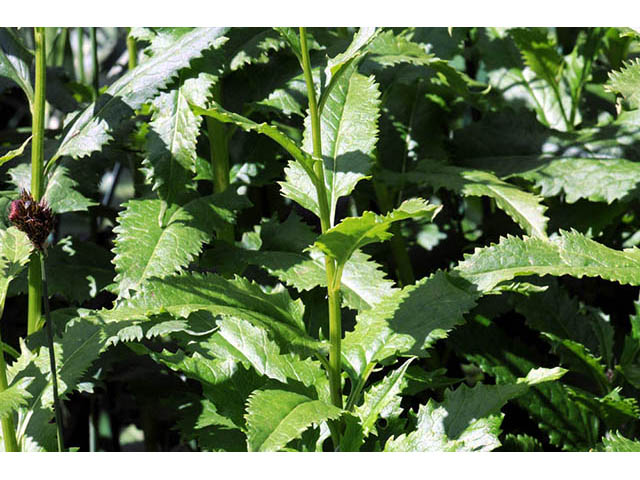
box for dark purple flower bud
[8,189,54,250]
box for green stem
[0,295,20,452]
[41,254,64,452]
[28,27,46,336]
[300,28,343,416]
[126,28,138,71]
[76,27,85,84]
[90,27,99,97]
[54,28,68,67]
[206,82,233,243]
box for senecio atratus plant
[1,27,640,452]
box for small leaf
[607,58,640,109]
[0,377,32,419]
[355,358,413,437]
[0,136,31,167]
[600,431,640,452]
[312,198,439,268]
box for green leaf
[112,194,244,298]
[311,198,440,268]
[0,28,33,105]
[9,237,113,304]
[384,398,502,452]
[404,161,548,238]
[600,431,640,452]
[50,28,228,164]
[355,358,413,438]
[226,28,287,72]
[567,387,640,429]
[204,317,324,387]
[0,227,32,304]
[107,273,323,357]
[455,230,640,293]
[142,73,215,205]
[9,162,96,214]
[384,366,564,452]
[607,58,640,109]
[450,317,598,450]
[7,315,107,450]
[515,281,614,366]
[342,271,478,378]
[493,156,640,204]
[364,30,435,68]
[323,27,378,89]
[295,67,381,222]
[203,213,398,311]
[149,349,264,431]
[191,102,316,184]
[245,389,342,452]
[0,136,31,167]
[509,28,563,87]
[0,377,32,419]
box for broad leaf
[384,366,565,452]
[455,231,640,292]
[342,271,478,379]
[245,389,341,452]
[401,161,549,238]
[112,194,245,298]
[204,317,324,387]
[0,28,33,105]
[106,273,323,357]
[142,72,216,205]
[50,28,228,164]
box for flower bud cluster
[8,190,54,250]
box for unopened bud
[8,190,54,250]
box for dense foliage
[1,26,640,452]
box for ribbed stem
[300,28,343,416]
[27,27,46,335]
[206,82,233,243]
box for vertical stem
[76,27,85,84]
[300,27,343,413]
[28,27,46,335]
[126,28,138,71]
[0,297,20,451]
[41,254,64,452]
[206,82,234,243]
[90,27,99,97]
